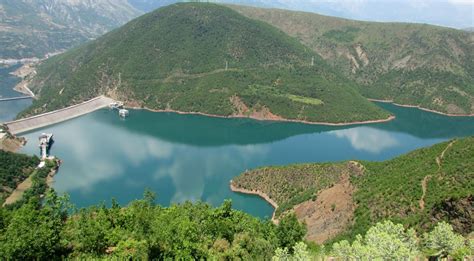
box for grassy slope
[22,3,389,124]
[232,137,474,242]
[0,150,39,204]
[229,5,474,115]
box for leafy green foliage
[332,221,473,260]
[0,191,68,259]
[0,190,306,259]
[23,3,390,124]
[422,221,469,258]
[272,241,311,261]
[276,213,307,250]
[332,220,419,259]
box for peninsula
[231,137,474,244]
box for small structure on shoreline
[109,101,129,118]
[108,101,124,110]
[0,127,5,140]
[119,109,129,118]
[38,133,53,160]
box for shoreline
[11,63,36,98]
[229,181,278,222]
[367,98,474,117]
[7,95,474,136]
[126,105,397,126]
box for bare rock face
[430,195,474,235]
[293,174,356,244]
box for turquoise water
[17,104,474,219]
[0,65,32,122]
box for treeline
[0,150,39,203]
[0,190,471,260]
[0,191,307,259]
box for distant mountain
[126,0,474,29]
[465,27,474,32]
[230,5,474,115]
[22,3,389,124]
[0,0,141,59]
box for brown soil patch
[2,176,33,206]
[293,174,355,244]
[230,95,284,121]
[0,136,25,152]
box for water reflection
[330,127,399,153]
[18,103,474,219]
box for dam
[0,96,33,102]
[4,96,115,134]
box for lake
[16,104,474,219]
[0,65,32,122]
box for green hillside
[232,136,474,243]
[22,3,389,124]
[230,5,474,115]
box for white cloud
[329,127,399,153]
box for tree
[143,188,156,206]
[113,238,149,260]
[423,221,469,259]
[272,242,310,261]
[0,201,64,259]
[332,220,419,259]
[276,213,307,250]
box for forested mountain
[230,5,474,115]
[0,0,141,59]
[232,136,474,244]
[22,3,389,124]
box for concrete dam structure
[5,96,115,134]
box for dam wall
[5,96,114,134]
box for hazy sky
[244,0,474,29]
[130,0,474,28]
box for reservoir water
[16,104,474,219]
[0,65,32,122]
[2,64,474,218]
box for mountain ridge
[21,3,390,124]
[229,4,474,115]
